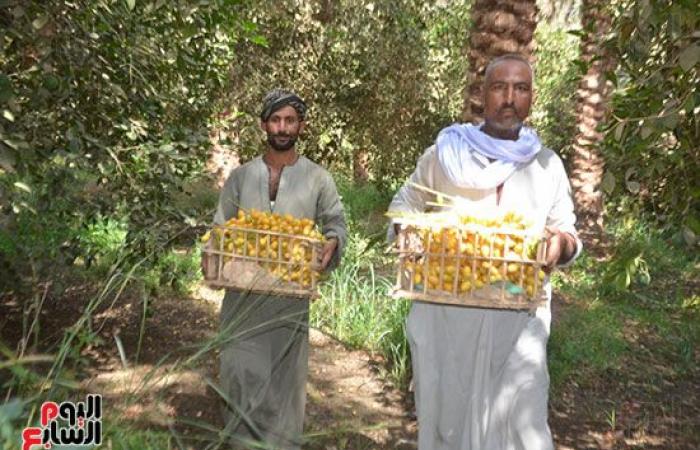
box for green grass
[311,180,413,387]
[102,422,174,450]
[142,247,203,296]
[548,298,629,389]
[548,215,699,392]
[311,237,412,387]
[336,177,394,233]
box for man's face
[482,60,533,139]
[261,105,305,152]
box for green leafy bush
[530,23,581,154]
[601,216,698,306]
[142,248,202,296]
[78,216,128,270]
[220,0,470,184]
[0,0,254,290]
[602,0,699,238]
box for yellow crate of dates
[201,209,325,298]
[392,211,548,311]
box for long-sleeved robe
[214,155,346,450]
[388,145,581,450]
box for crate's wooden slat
[391,288,544,312]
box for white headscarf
[436,123,542,190]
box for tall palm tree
[569,0,614,233]
[462,0,538,123]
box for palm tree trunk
[207,112,240,188]
[569,0,614,233]
[462,0,538,123]
[353,149,370,184]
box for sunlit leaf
[2,110,14,122]
[184,215,197,227]
[14,181,31,193]
[613,121,625,141]
[126,0,136,11]
[601,171,616,194]
[249,34,268,47]
[614,271,630,290]
[241,20,257,32]
[1,138,23,150]
[638,271,650,285]
[32,15,49,30]
[626,180,641,194]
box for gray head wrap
[260,89,307,122]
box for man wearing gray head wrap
[258,89,308,153]
[260,88,307,122]
[208,89,346,449]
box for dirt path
[2,282,698,449]
[76,284,417,449]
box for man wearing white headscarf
[388,54,582,449]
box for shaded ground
[1,283,416,449]
[550,293,700,450]
[1,280,698,449]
